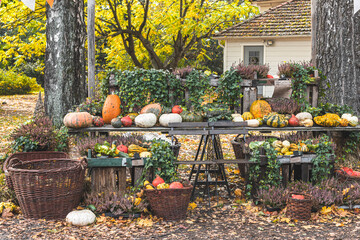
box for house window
[244,46,264,65]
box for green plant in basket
[145,139,177,183]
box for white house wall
[223,37,312,76]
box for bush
[0,69,41,95]
[11,117,70,153]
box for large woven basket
[3,151,69,190]
[286,192,313,221]
[8,158,86,219]
[144,186,192,221]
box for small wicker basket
[335,169,360,184]
[144,185,192,221]
[286,192,313,221]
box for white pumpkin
[66,210,96,226]
[159,113,182,127]
[246,119,260,127]
[135,113,157,128]
[349,116,359,126]
[232,116,244,122]
[295,112,313,126]
[341,113,352,121]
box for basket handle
[79,157,88,169]
[6,158,22,172]
[166,135,178,145]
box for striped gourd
[263,112,289,128]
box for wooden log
[87,0,96,98]
[91,167,126,194]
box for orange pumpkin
[102,95,121,124]
[140,103,162,117]
[63,112,93,128]
[250,100,272,118]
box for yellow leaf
[234,169,240,175]
[320,206,333,215]
[188,202,197,210]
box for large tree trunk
[313,0,360,114]
[44,0,87,126]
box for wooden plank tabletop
[68,124,360,133]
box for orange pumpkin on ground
[250,100,272,118]
[102,95,121,124]
[140,103,162,117]
[63,112,93,128]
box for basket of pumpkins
[143,176,192,221]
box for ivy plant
[311,135,335,184]
[145,139,177,183]
[247,141,281,198]
[184,70,210,111]
[216,67,243,111]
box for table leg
[282,164,290,187]
[302,163,310,182]
[189,135,206,181]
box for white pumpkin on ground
[159,113,182,127]
[135,113,157,128]
[66,210,96,226]
[246,119,260,127]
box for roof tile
[214,0,311,38]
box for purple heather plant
[256,185,288,208]
[10,116,69,152]
[173,66,194,78]
[85,192,147,216]
[235,62,269,79]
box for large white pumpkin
[66,210,96,226]
[159,113,182,127]
[135,113,157,128]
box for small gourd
[295,112,313,126]
[263,112,288,128]
[241,112,254,121]
[159,113,182,127]
[111,117,122,128]
[135,113,157,128]
[302,119,314,127]
[246,119,260,127]
[66,210,96,226]
[232,116,244,122]
[140,103,162,118]
[349,116,358,126]
[339,118,349,127]
[140,151,152,158]
[92,116,105,127]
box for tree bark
[44,0,87,126]
[313,0,360,114]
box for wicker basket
[144,186,192,221]
[8,158,86,219]
[3,151,69,190]
[335,169,360,183]
[286,192,313,221]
